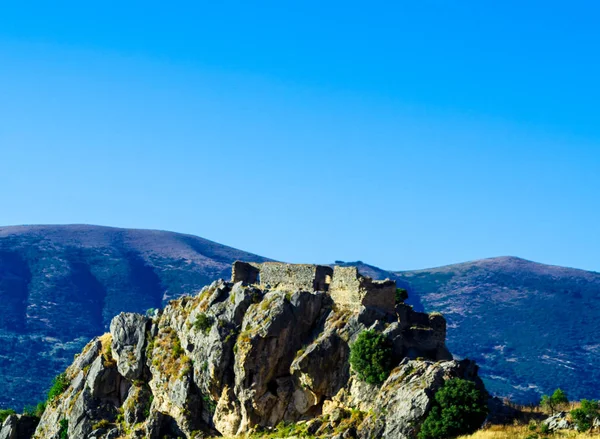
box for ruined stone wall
[254,262,333,292]
[329,266,396,314]
[232,262,396,314]
[231,261,260,284]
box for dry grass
[458,424,599,439]
[99,332,116,367]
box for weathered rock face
[27,263,483,439]
[110,313,151,381]
[354,359,483,439]
[542,412,572,431]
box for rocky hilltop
[1,262,485,439]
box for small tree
[571,399,600,432]
[418,378,488,439]
[395,288,409,304]
[349,330,393,385]
[540,388,569,414]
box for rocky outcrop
[542,412,572,431]
[110,313,151,381]
[0,415,38,439]
[25,263,483,439]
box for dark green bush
[540,388,569,414]
[571,399,600,432]
[395,288,408,304]
[58,418,68,439]
[193,313,214,334]
[418,378,488,439]
[0,409,16,423]
[349,330,393,385]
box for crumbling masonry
[231,261,396,314]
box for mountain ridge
[0,224,598,409]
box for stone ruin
[231,261,396,314]
[231,261,451,360]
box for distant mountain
[0,225,268,409]
[348,257,600,403]
[0,225,598,409]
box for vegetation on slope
[419,378,488,439]
[349,329,393,385]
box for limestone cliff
[3,262,486,439]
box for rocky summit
[1,262,486,439]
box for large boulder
[110,313,151,381]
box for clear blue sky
[1,1,599,271]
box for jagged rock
[0,415,38,439]
[26,262,484,439]
[291,329,350,404]
[110,313,151,380]
[0,415,18,439]
[356,359,484,439]
[542,412,572,431]
[86,356,128,405]
[123,384,153,427]
[229,290,327,433]
[73,338,102,372]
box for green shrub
[47,373,70,401]
[58,418,68,439]
[539,423,550,434]
[193,313,214,334]
[172,338,184,358]
[395,288,409,304]
[570,399,600,432]
[143,394,154,419]
[202,394,217,414]
[540,388,569,414]
[349,330,393,385]
[418,378,488,439]
[0,409,16,423]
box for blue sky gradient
[1,1,599,271]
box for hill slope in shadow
[0,224,268,409]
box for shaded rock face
[30,265,483,439]
[0,415,38,439]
